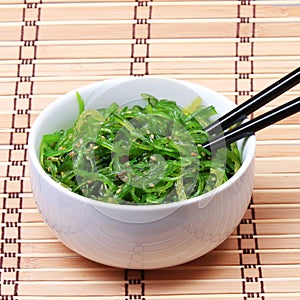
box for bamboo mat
[1,0,300,299]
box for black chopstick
[204,66,300,135]
[203,97,300,150]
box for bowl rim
[28,76,256,212]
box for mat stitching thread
[125,0,152,298]
[235,1,265,298]
[124,269,146,300]
[130,0,152,77]
[0,1,41,299]
[250,5,265,300]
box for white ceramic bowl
[28,77,256,269]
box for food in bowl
[39,92,241,205]
[28,77,256,269]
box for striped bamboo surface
[1,0,300,299]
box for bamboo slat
[256,141,300,157]
[255,157,300,173]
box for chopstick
[204,66,300,135]
[203,96,300,150]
